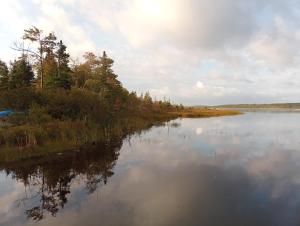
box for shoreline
[169,108,242,118]
[0,108,241,163]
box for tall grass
[0,114,174,162]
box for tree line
[0,26,182,124]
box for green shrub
[0,87,37,111]
[7,113,27,125]
[28,104,52,124]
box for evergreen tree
[98,52,124,112]
[93,51,121,94]
[9,57,34,88]
[55,40,71,89]
[98,51,119,83]
[144,92,153,104]
[0,59,9,90]
[81,51,124,112]
[44,50,58,88]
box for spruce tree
[9,57,34,88]
[44,50,58,88]
[55,40,71,89]
[0,59,9,90]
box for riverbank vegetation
[0,26,239,162]
[170,108,241,118]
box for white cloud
[110,0,263,49]
[1,0,300,104]
[33,0,96,57]
[194,81,239,97]
[248,16,300,69]
[196,81,204,90]
[196,127,203,135]
[0,1,31,61]
[149,86,171,99]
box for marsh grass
[169,108,242,118]
[0,115,173,162]
[0,108,241,163]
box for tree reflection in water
[0,136,122,221]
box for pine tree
[55,40,71,89]
[82,51,123,112]
[96,51,121,95]
[98,51,123,112]
[98,51,118,82]
[0,59,9,90]
[44,50,58,88]
[9,57,34,88]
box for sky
[0,0,300,105]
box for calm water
[1,112,300,226]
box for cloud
[0,1,32,61]
[72,0,260,50]
[149,86,171,98]
[248,16,300,69]
[196,81,204,90]
[196,127,203,135]
[1,0,300,104]
[176,81,240,102]
[32,0,96,57]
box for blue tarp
[0,109,14,118]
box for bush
[28,104,52,124]
[0,87,37,111]
[40,89,108,122]
[7,113,27,125]
[1,125,46,147]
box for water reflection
[0,137,121,223]
[1,112,300,226]
[196,127,203,135]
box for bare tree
[12,26,57,89]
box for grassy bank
[0,108,241,163]
[169,108,242,118]
[0,115,174,163]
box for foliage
[0,60,9,90]
[44,51,58,87]
[0,87,37,111]
[0,26,185,154]
[28,104,53,124]
[22,26,57,89]
[55,40,72,89]
[9,57,35,88]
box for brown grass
[168,108,242,118]
[0,108,241,163]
